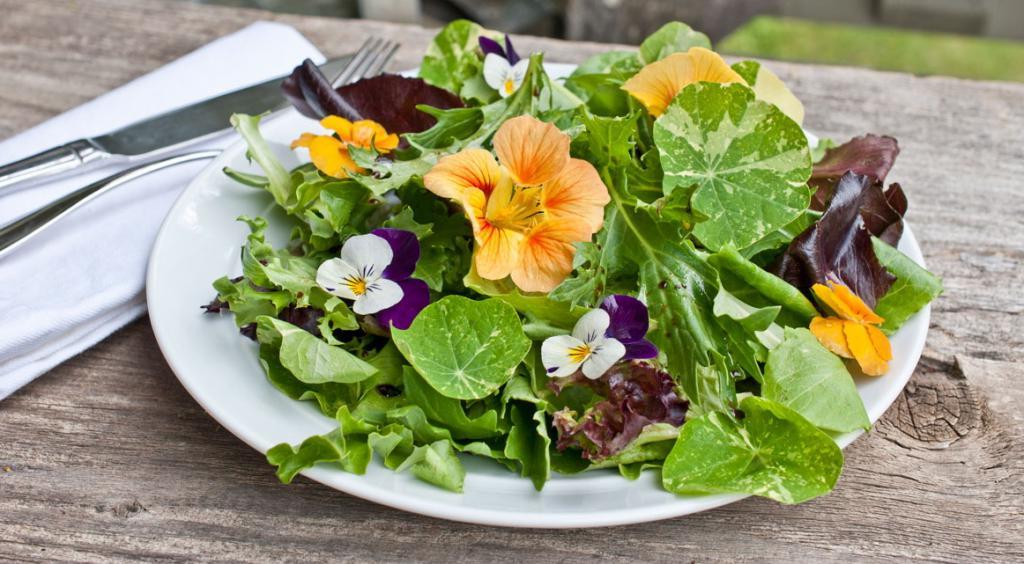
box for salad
[204,20,942,504]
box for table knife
[0,55,353,191]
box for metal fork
[332,37,399,87]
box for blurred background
[187,0,1024,82]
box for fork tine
[344,39,394,84]
[331,37,381,87]
[362,41,399,78]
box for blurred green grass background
[719,16,1024,82]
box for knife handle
[0,139,110,190]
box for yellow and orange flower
[423,115,609,293]
[622,47,745,117]
[291,116,399,179]
[809,282,893,376]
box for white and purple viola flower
[541,295,659,380]
[480,34,528,98]
[315,228,429,330]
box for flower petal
[353,277,404,315]
[372,228,419,281]
[350,119,400,152]
[424,148,504,200]
[493,115,570,187]
[316,257,361,300]
[812,282,884,325]
[809,316,853,358]
[512,219,591,293]
[376,278,430,330]
[483,53,512,92]
[600,294,649,343]
[622,47,744,117]
[866,324,893,362]
[573,308,612,344]
[581,337,626,380]
[307,135,359,179]
[320,115,354,140]
[541,159,609,232]
[541,334,588,378]
[474,224,524,281]
[290,132,317,149]
[843,322,889,376]
[341,233,393,282]
[623,339,659,360]
[479,35,506,59]
[504,35,521,65]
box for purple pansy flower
[541,295,658,380]
[599,294,659,361]
[315,228,429,330]
[479,34,527,98]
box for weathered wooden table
[1,0,1022,561]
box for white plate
[147,64,930,528]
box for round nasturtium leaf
[391,296,532,400]
[654,82,812,253]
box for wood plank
[0,0,1022,561]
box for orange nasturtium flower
[291,115,399,179]
[622,47,745,117]
[423,115,610,293]
[809,282,893,376]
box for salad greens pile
[205,20,941,504]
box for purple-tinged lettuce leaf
[335,74,464,134]
[282,60,464,134]
[282,59,361,121]
[550,362,688,461]
[772,172,896,307]
[810,134,900,210]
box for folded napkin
[0,22,324,400]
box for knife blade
[0,55,354,190]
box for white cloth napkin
[0,22,324,400]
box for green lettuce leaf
[872,238,943,333]
[639,21,711,64]
[708,245,819,324]
[504,404,551,491]
[266,406,375,483]
[763,328,870,433]
[662,396,843,503]
[654,82,812,252]
[257,317,378,384]
[392,296,532,400]
[230,113,294,210]
[402,367,501,440]
[418,19,490,99]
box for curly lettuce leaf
[552,362,688,461]
[662,396,843,503]
[763,328,870,433]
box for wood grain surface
[1,0,1022,561]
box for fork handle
[0,139,111,190]
[0,150,220,258]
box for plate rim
[146,65,930,528]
